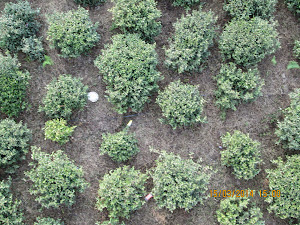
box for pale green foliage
[165,7,217,74]
[110,0,161,42]
[96,166,147,219]
[217,196,265,225]
[293,40,300,59]
[21,36,45,62]
[219,17,280,67]
[0,178,24,224]
[287,61,300,69]
[94,34,161,114]
[266,155,300,220]
[214,63,264,119]
[34,217,64,225]
[44,119,76,145]
[47,7,100,58]
[39,75,88,120]
[25,147,89,208]
[286,0,300,17]
[151,151,211,212]
[221,130,262,180]
[156,80,206,129]
[74,0,106,7]
[275,88,300,150]
[0,119,31,173]
[172,0,200,7]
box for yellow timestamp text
[209,190,281,198]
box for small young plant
[42,55,53,68]
[287,61,300,69]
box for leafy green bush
[0,178,24,224]
[74,0,106,7]
[110,0,161,42]
[151,151,211,212]
[220,130,262,180]
[39,74,88,120]
[265,155,300,220]
[156,80,206,129]
[216,196,265,225]
[94,34,161,114]
[96,165,147,219]
[275,88,300,150]
[293,40,300,59]
[214,63,264,119]
[34,217,64,225]
[0,53,31,117]
[165,7,217,74]
[0,1,40,52]
[286,0,300,17]
[219,17,280,67]
[172,0,200,7]
[223,0,278,19]
[44,119,76,145]
[21,36,45,62]
[96,218,125,225]
[47,7,100,58]
[0,119,32,173]
[25,146,89,208]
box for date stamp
[209,190,281,198]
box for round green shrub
[223,0,278,20]
[109,0,161,42]
[74,0,106,7]
[293,40,300,59]
[0,1,40,52]
[47,7,100,58]
[96,165,147,219]
[275,88,300,150]
[0,53,31,117]
[156,80,206,129]
[286,0,300,17]
[214,63,264,119]
[21,36,45,62]
[172,0,201,7]
[34,217,64,225]
[44,119,76,145]
[39,74,88,120]
[151,151,211,212]
[221,130,262,180]
[265,155,300,220]
[0,119,32,173]
[165,7,217,74]
[216,196,265,225]
[94,34,162,114]
[219,17,280,67]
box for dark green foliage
[219,17,280,67]
[96,218,125,225]
[34,217,64,225]
[0,1,40,52]
[94,34,162,114]
[96,165,147,219]
[21,36,45,62]
[47,7,100,58]
[39,74,88,120]
[0,178,24,224]
[74,0,106,7]
[151,151,211,212]
[293,40,300,59]
[156,80,206,129]
[214,63,264,119]
[275,88,300,150]
[110,0,161,42]
[266,155,300,220]
[286,0,300,17]
[0,119,31,173]
[0,53,31,117]
[224,0,278,19]
[165,7,217,74]
[172,0,201,7]
[217,196,265,225]
[25,147,89,209]
[221,130,262,180]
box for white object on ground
[88,92,99,102]
[145,193,153,201]
[127,120,133,127]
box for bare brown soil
[0,0,299,224]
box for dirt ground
[0,0,299,224]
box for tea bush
[266,155,300,220]
[172,0,200,7]
[220,130,262,180]
[109,0,161,42]
[34,217,64,225]
[216,196,265,225]
[94,34,161,114]
[47,7,100,58]
[156,80,206,129]
[286,0,300,17]
[165,7,217,74]
[0,53,31,117]
[25,147,89,208]
[0,119,32,173]
[223,0,277,20]
[39,74,88,120]
[151,151,211,212]
[74,0,106,7]
[275,88,300,150]
[44,119,76,145]
[21,36,45,62]
[96,165,147,219]
[214,63,264,119]
[293,40,300,59]
[219,17,280,67]
[0,178,24,224]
